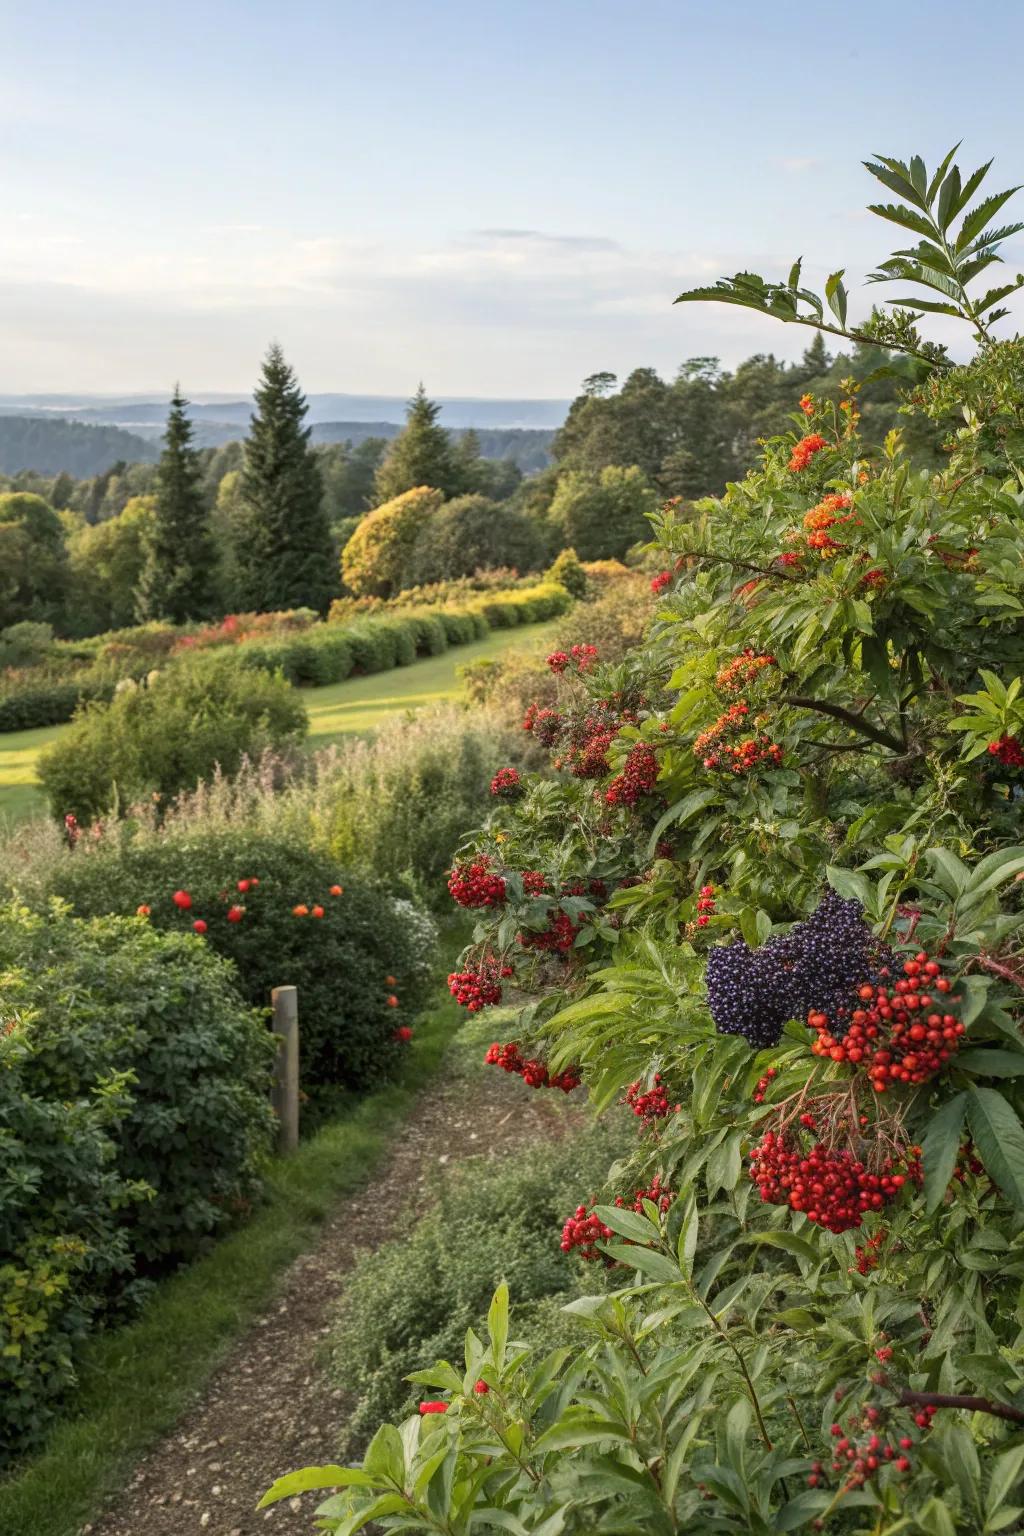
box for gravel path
[83,1064,582,1536]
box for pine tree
[135,389,218,623]
[373,383,459,503]
[237,345,334,613]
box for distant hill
[0,416,157,476]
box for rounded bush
[0,903,273,1455]
[46,830,437,1092]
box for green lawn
[0,621,556,825]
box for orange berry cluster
[788,432,828,472]
[808,952,964,1091]
[693,700,783,775]
[715,648,777,692]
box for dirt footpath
[84,1066,582,1536]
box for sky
[3,0,1024,398]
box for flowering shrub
[270,146,1024,1532]
[46,829,435,1092]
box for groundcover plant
[263,147,1024,1533]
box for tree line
[1,331,949,638]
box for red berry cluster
[522,703,563,746]
[605,742,659,806]
[988,734,1024,768]
[715,649,776,692]
[448,957,510,1011]
[695,883,716,928]
[623,1073,674,1125]
[788,432,828,472]
[749,1125,920,1234]
[650,570,672,595]
[484,1040,581,1092]
[808,952,964,1091]
[490,766,524,799]
[615,1175,674,1214]
[448,857,507,909]
[517,909,580,953]
[752,1065,778,1104]
[63,812,80,848]
[556,719,619,778]
[560,1203,613,1261]
[817,1402,937,1491]
[521,869,549,895]
[547,643,599,674]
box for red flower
[292,904,309,917]
[311,904,325,918]
[193,919,208,935]
[227,905,244,923]
[172,889,192,910]
[330,884,343,896]
[136,904,151,917]
[799,393,814,415]
[650,570,672,595]
[418,1401,449,1415]
[387,994,399,1008]
[473,1379,489,1394]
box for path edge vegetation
[0,968,460,1536]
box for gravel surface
[84,1062,583,1536]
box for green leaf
[987,1444,1024,1520]
[646,787,719,854]
[956,186,1024,252]
[740,1230,820,1262]
[957,1049,1024,1078]
[825,270,848,326]
[258,1465,377,1509]
[487,1282,509,1366]
[921,1092,967,1212]
[594,1204,660,1246]
[362,1422,406,1485]
[916,1497,957,1536]
[676,1193,699,1279]
[605,1242,682,1283]
[967,1086,1024,1206]
[825,866,873,907]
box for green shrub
[35,655,308,824]
[46,829,437,1093]
[328,1122,624,1452]
[546,546,588,597]
[0,904,273,1456]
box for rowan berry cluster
[448,957,510,1011]
[547,643,599,674]
[749,1125,920,1234]
[650,570,673,595]
[448,857,507,909]
[623,1073,674,1124]
[707,892,892,1048]
[490,766,524,799]
[555,717,619,778]
[615,1175,674,1214]
[605,742,659,805]
[560,1203,613,1260]
[808,951,965,1090]
[752,1065,778,1104]
[522,703,563,746]
[521,869,549,895]
[988,734,1024,768]
[788,432,828,472]
[517,909,580,953]
[693,701,782,775]
[484,1040,581,1092]
[715,650,777,692]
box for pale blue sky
[3,0,1024,395]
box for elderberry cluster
[448,857,507,909]
[484,1040,581,1093]
[706,891,893,1048]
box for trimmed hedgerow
[46,829,438,1094]
[0,904,273,1457]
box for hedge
[0,584,572,733]
[0,905,274,1457]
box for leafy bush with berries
[0,904,272,1458]
[46,829,435,1093]
[272,147,1024,1533]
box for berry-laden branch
[898,1389,1024,1426]
[781,694,905,753]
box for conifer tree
[373,383,460,503]
[135,388,217,623]
[237,345,334,612]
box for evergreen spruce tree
[373,383,459,503]
[135,389,218,623]
[237,345,334,612]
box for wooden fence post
[271,985,299,1154]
